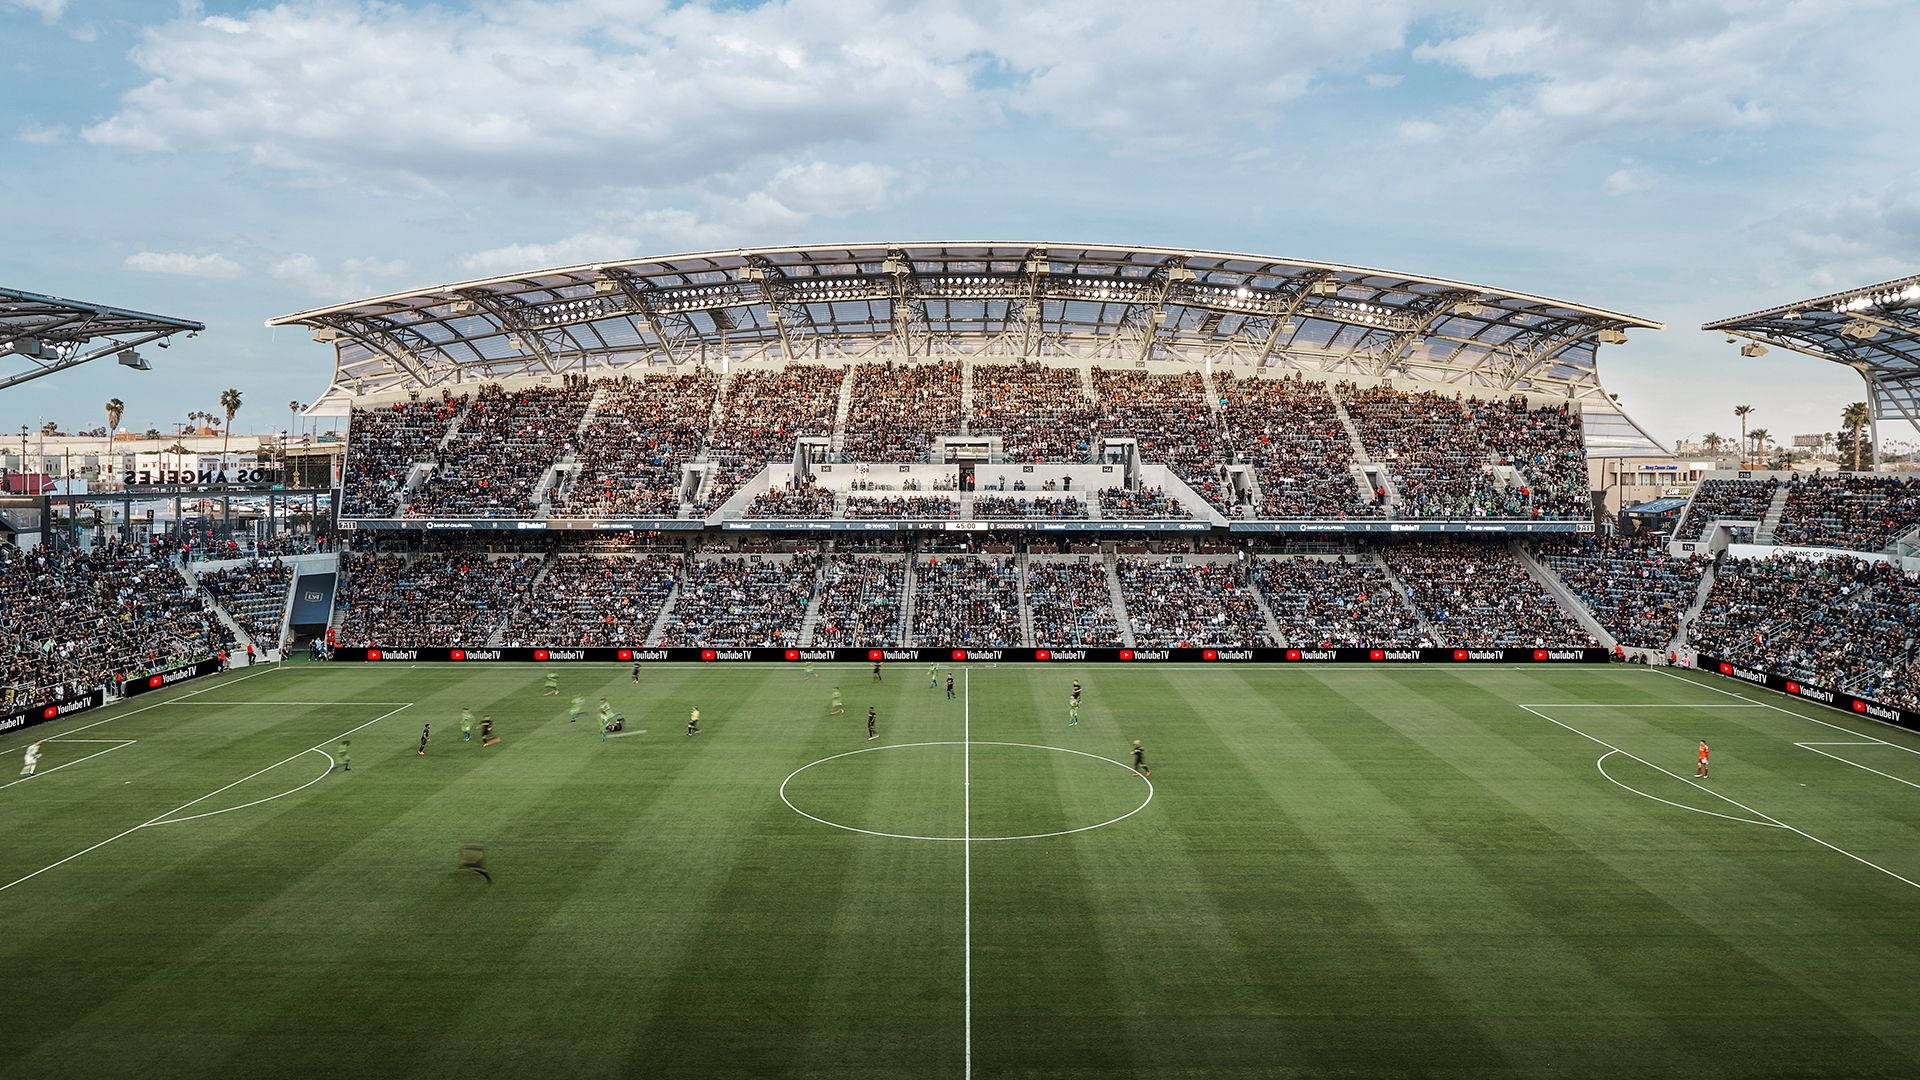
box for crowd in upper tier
[1389,541,1597,648]
[2,540,236,707]
[1775,474,1920,552]
[1538,535,1705,651]
[1675,477,1778,539]
[1692,553,1920,710]
[337,363,1604,523]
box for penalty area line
[0,703,409,894]
[0,740,138,791]
[1794,743,1920,792]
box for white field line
[0,703,408,894]
[0,740,137,791]
[1794,743,1920,791]
[164,700,413,706]
[1522,704,1920,891]
[26,665,280,743]
[145,750,337,826]
[1655,668,1920,757]
[605,730,648,738]
[962,666,972,1080]
[1521,704,1765,708]
[1594,750,1782,828]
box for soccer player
[598,697,613,729]
[946,674,955,700]
[872,660,883,683]
[19,741,41,778]
[1068,697,1080,727]
[929,662,939,688]
[481,715,500,747]
[830,686,845,715]
[804,660,816,681]
[418,723,432,757]
[1071,680,1082,705]
[866,706,878,741]
[1131,739,1148,777]
[631,661,641,684]
[569,694,586,724]
[460,706,474,731]
[1697,740,1710,778]
[543,670,559,696]
[335,739,351,772]
[687,706,701,736]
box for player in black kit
[417,723,431,756]
[946,674,955,700]
[866,706,878,741]
[1131,739,1148,777]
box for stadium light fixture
[1596,328,1629,344]
[1739,343,1767,358]
[116,348,150,370]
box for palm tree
[104,398,124,482]
[1749,428,1771,466]
[1842,401,1870,471]
[220,388,242,466]
[288,400,304,446]
[39,421,57,436]
[1733,405,1754,466]
[1702,432,1724,457]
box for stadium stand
[1217,373,1377,519]
[655,554,820,647]
[811,555,908,647]
[1089,368,1226,508]
[1,540,236,707]
[842,361,961,462]
[342,395,465,517]
[1114,559,1276,648]
[409,381,593,517]
[1389,542,1596,647]
[972,362,1099,461]
[1253,557,1428,647]
[747,482,836,519]
[974,495,1088,519]
[1095,486,1192,520]
[1345,385,1588,520]
[1675,477,1778,539]
[499,554,678,646]
[700,365,845,509]
[1026,561,1125,647]
[1692,553,1920,709]
[846,495,959,519]
[1774,474,1920,552]
[1537,535,1704,650]
[333,551,541,646]
[554,370,717,518]
[198,559,294,648]
[911,556,1024,647]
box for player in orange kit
[1696,740,1710,778]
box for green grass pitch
[3,660,1920,1079]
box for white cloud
[1769,177,1920,283]
[16,122,62,144]
[1603,165,1654,196]
[269,254,408,298]
[1396,119,1444,144]
[123,251,243,278]
[1364,73,1404,88]
[84,1,1413,187]
[6,0,67,22]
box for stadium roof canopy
[0,287,204,391]
[271,242,1669,455]
[1705,274,1920,464]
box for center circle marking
[779,740,1153,842]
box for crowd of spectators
[974,495,1088,519]
[842,361,961,461]
[333,551,541,646]
[408,381,593,517]
[972,362,1099,461]
[199,558,294,648]
[1091,369,1227,508]
[700,365,846,509]
[1538,534,1705,650]
[1774,474,1920,552]
[747,482,836,519]
[1096,486,1191,519]
[499,554,678,646]
[655,554,820,647]
[555,371,716,518]
[911,556,1023,647]
[846,495,958,519]
[810,556,907,647]
[342,395,465,516]
[1254,557,1427,647]
[1026,560,1123,647]
[1675,478,1778,539]
[1389,542,1595,647]
[1345,385,1587,520]
[1114,560,1276,647]
[1216,373,1379,519]
[1692,553,1920,708]
[1,539,236,707]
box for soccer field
[3,660,1919,1080]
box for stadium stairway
[1103,554,1140,649]
[1017,554,1035,647]
[797,560,831,647]
[535,383,610,513]
[1244,566,1288,646]
[958,359,975,435]
[1513,542,1620,652]
[1332,396,1402,510]
[1757,484,1791,543]
[644,579,682,647]
[1374,553,1446,647]
[829,365,856,456]
[489,557,555,645]
[1674,555,1720,655]
[178,560,254,654]
[898,556,919,647]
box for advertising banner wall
[1694,653,1920,733]
[332,646,1611,665]
[0,688,106,736]
[122,657,225,697]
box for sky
[3,0,1918,450]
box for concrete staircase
[1374,553,1446,647]
[830,365,857,455]
[1017,554,1035,647]
[1756,484,1791,543]
[1104,554,1139,649]
[959,358,975,435]
[899,556,919,647]
[1332,396,1400,511]
[797,559,830,647]
[488,555,555,645]
[1674,556,1719,654]
[1513,542,1618,650]
[1243,561,1287,646]
[180,560,254,653]
[644,580,682,647]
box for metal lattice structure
[0,287,204,391]
[1706,275,1920,466]
[271,242,1666,454]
